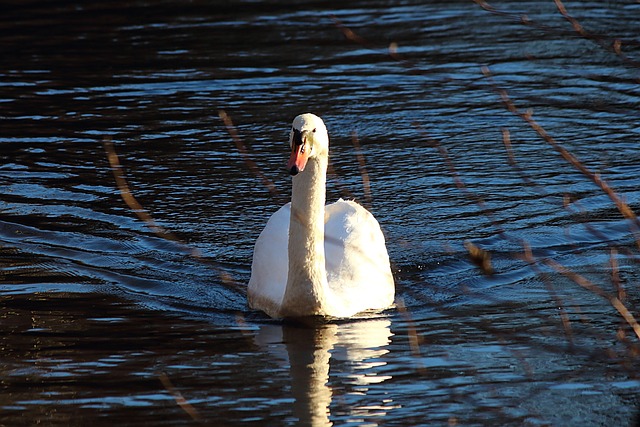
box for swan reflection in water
[254,318,395,426]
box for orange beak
[287,140,309,176]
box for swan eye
[312,128,317,133]
[291,128,303,149]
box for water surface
[1,1,640,425]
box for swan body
[248,113,395,318]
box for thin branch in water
[521,242,575,344]
[476,0,639,63]
[330,14,371,48]
[351,130,372,209]
[332,15,424,75]
[502,128,543,194]
[553,0,588,38]
[482,66,640,248]
[553,0,640,67]
[396,299,427,375]
[103,137,190,245]
[417,129,531,278]
[473,0,558,32]
[423,136,473,198]
[417,128,512,243]
[218,110,278,197]
[609,248,626,302]
[544,258,640,341]
[103,137,160,233]
[158,372,204,423]
[503,129,640,266]
[103,136,245,295]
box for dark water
[2,1,640,425]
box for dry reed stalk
[332,15,423,75]
[463,240,494,276]
[475,0,640,68]
[553,0,587,38]
[520,242,575,343]
[350,130,372,209]
[472,0,555,31]
[501,128,543,194]
[421,133,491,220]
[482,66,640,249]
[487,69,640,343]
[158,372,204,423]
[503,129,640,270]
[609,248,626,302]
[608,248,633,345]
[396,299,427,375]
[330,15,371,48]
[416,128,510,275]
[103,137,176,240]
[543,258,640,340]
[103,136,245,295]
[553,0,640,67]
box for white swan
[248,113,395,318]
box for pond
[1,0,640,425]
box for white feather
[248,114,394,318]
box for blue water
[1,1,639,425]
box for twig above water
[103,136,173,239]
[351,130,372,209]
[544,258,640,341]
[158,372,205,423]
[474,0,640,66]
[218,110,279,197]
[482,66,640,249]
[553,0,640,68]
[102,136,246,296]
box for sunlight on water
[1,0,639,425]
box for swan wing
[324,199,395,316]
[249,200,395,318]
[248,203,290,317]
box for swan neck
[282,154,329,317]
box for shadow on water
[1,0,640,425]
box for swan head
[287,113,329,176]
